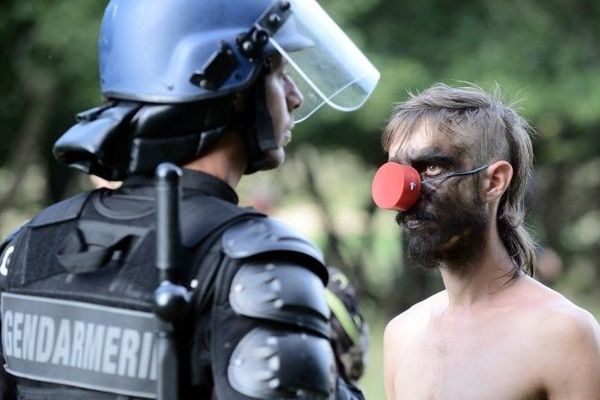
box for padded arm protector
[222,218,328,282]
[229,261,331,337]
[211,218,336,399]
[228,326,335,399]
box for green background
[2,1,600,398]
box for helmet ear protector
[371,162,489,211]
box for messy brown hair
[382,83,537,276]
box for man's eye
[424,164,443,177]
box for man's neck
[440,227,518,310]
[183,130,247,189]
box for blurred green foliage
[1,0,600,396]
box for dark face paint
[396,165,489,270]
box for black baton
[154,163,190,400]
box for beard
[396,197,487,271]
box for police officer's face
[263,53,303,168]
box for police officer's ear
[483,160,513,202]
[232,92,247,113]
[232,87,257,115]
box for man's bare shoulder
[515,277,600,396]
[383,290,448,398]
[530,281,599,347]
[514,276,598,328]
[384,291,447,343]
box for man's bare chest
[393,322,546,400]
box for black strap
[180,196,263,248]
[56,229,137,274]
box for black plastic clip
[237,28,270,60]
[237,0,293,60]
[190,42,239,90]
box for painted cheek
[438,185,476,217]
[422,180,460,209]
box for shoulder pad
[0,221,28,249]
[230,261,331,337]
[222,218,326,279]
[0,221,29,287]
[228,327,335,399]
[29,192,92,228]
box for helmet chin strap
[233,65,279,175]
[244,76,278,174]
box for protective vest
[0,189,261,399]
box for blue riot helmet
[99,0,306,103]
[54,0,380,179]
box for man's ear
[484,161,513,202]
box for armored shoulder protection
[0,222,29,289]
[210,218,336,399]
[222,217,327,282]
[228,260,330,337]
[221,218,330,338]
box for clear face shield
[268,0,380,122]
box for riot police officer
[0,0,379,398]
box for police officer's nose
[287,78,304,111]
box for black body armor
[0,170,342,399]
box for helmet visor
[269,0,380,123]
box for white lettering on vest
[36,316,55,363]
[118,328,141,378]
[22,314,38,360]
[70,320,85,368]
[0,245,14,276]
[12,312,23,358]
[83,323,105,372]
[2,307,157,381]
[3,310,13,357]
[51,319,71,365]
[101,326,121,374]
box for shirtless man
[379,84,600,400]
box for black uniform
[0,169,338,399]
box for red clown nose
[371,162,421,211]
